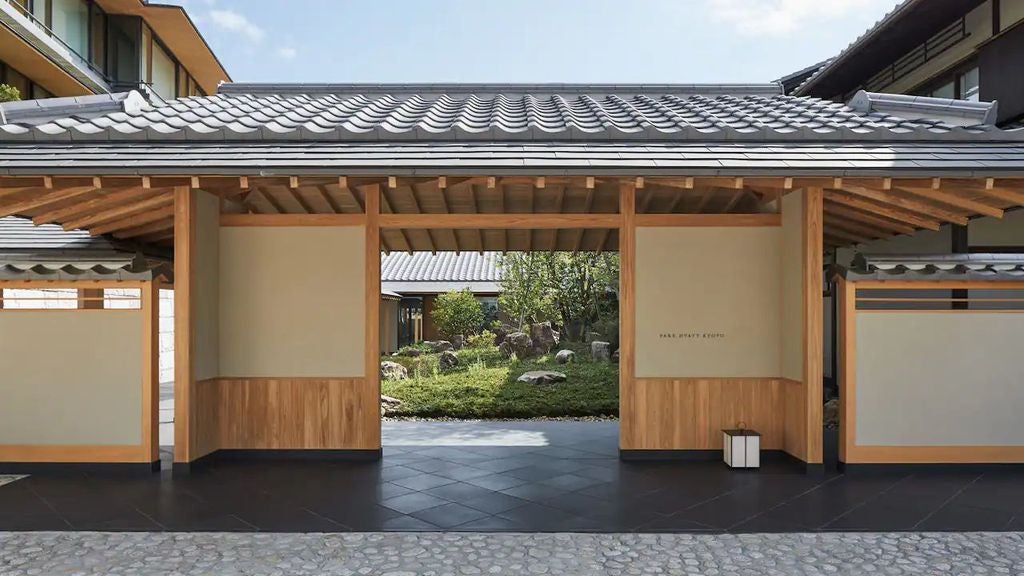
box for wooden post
[365,183,382,451]
[142,281,160,463]
[173,186,194,464]
[618,182,636,450]
[836,276,855,464]
[803,187,824,464]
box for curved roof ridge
[217,82,786,97]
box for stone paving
[1,531,1023,575]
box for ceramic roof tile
[1,84,1021,144]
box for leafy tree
[0,84,20,103]
[544,253,619,341]
[498,252,556,329]
[431,289,484,339]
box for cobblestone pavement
[2,531,1023,575]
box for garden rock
[493,324,514,346]
[451,335,465,350]
[612,349,620,364]
[439,350,459,371]
[587,332,603,343]
[530,322,560,353]
[380,395,403,416]
[591,341,611,361]
[380,361,409,381]
[499,332,535,359]
[395,347,422,358]
[555,349,576,364]
[517,370,567,385]
[431,340,454,353]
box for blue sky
[167,0,903,84]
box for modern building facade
[0,0,227,100]
[793,0,1024,127]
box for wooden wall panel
[194,378,378,451]
[782,380,807,458]
[621,378,793,450]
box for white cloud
[706,0,898,37]
[277,47,298,60]
[208,9,264,43]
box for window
[51,0,89,57]
[150,39,176,99]
[3,66,30,98]
[959,67,980,101]
[89,2,106,71]
[931,81,956,99]
[31,0,49,27]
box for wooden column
[142,281,160,463]
[803,187,824,464]
[364,183,382,450]
[836,276,855,464]
[618,182,636,450]
[173,187,194,464]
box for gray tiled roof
[2,84,1021,143]
[381,252,502,295]
[0,216,116,251]
[0,92,149,126]
[2,142,1023,177]
[839,253,1024,281]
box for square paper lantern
[723,428,760,468]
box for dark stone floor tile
[461,492,530,515]
[380,515,440,531]
[463,473,529,492]
[380,492,450,515]
[915,503,1014,531]
[539,473,607,492]
[233,507,347,532]
[424,482,496,502]
[432,464,494,482]
[376,482,416,501]
[403,459,453,474]
[380,465,423,482]
[503,466,568,482]
[411,502,491,529]
[499,483,568,503]
[451,515,529,531]
[497,503,593,532]
[390,473,456,491]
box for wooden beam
[0,187,99,218]
[380,213,621,229]
[823,215,886,240]
[89,205,175,236]
[826,190,942,231]
[254,189,286,214]
[804,187,824,465]
[220,214,366,227]
[837,185,969,225]
[113,217,175,239]
[338,177,365,212]
[31,187,151,225]
[287,188,315,214]
[173,187,193,464]
[635,213,781,227]
[62,193,173,231]
[365,182,382,451]
[891,185,1003,219]
[721,188,746,213]
[316,184,343,214]
[618,181,636,450]
[823,201,917,235]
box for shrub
[0,84,20,103]
[431,289,484,340]
[466,330,496,349]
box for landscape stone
[529,322,560,354]
[591,341,611,361]
[439,350,459,371]
[517,370,568,385]
[499,332,534,359]
[824,398,839,429]
[431,340,455,353]
[555,349,576,364]
[380,360,409,381]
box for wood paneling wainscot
[194,378,379,450]
[621,378,798,450]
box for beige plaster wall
[193,190,220,381]
[0,310,143,445]
[856,312,1024,446]
[219,226,365,377]
[635,226,782,378]
[781,191,804,382]
[969,210,1024,247]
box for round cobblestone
[0,532,1022,575]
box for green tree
[0,84,20,103]
[498,252,556,329]
[544,253,618,341]
[431,289,484,339]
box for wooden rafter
[90,205,175,236]
[0,187,99,218]
[315,184,342,214]
[255,189,286,214]
[31,187,149,225]
[823,201,917,235]
[721,188,746,213]
[114,217,175,239]
[836,185,969,225]
[63,193,172,231]
[287,187,315,214]
[826,190,942,231]
[892,183,1004,219]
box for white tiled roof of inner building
[381,251,501,283]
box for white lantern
[723,427,760,468]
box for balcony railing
[864,18,970,93]
[2,0,107,80]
